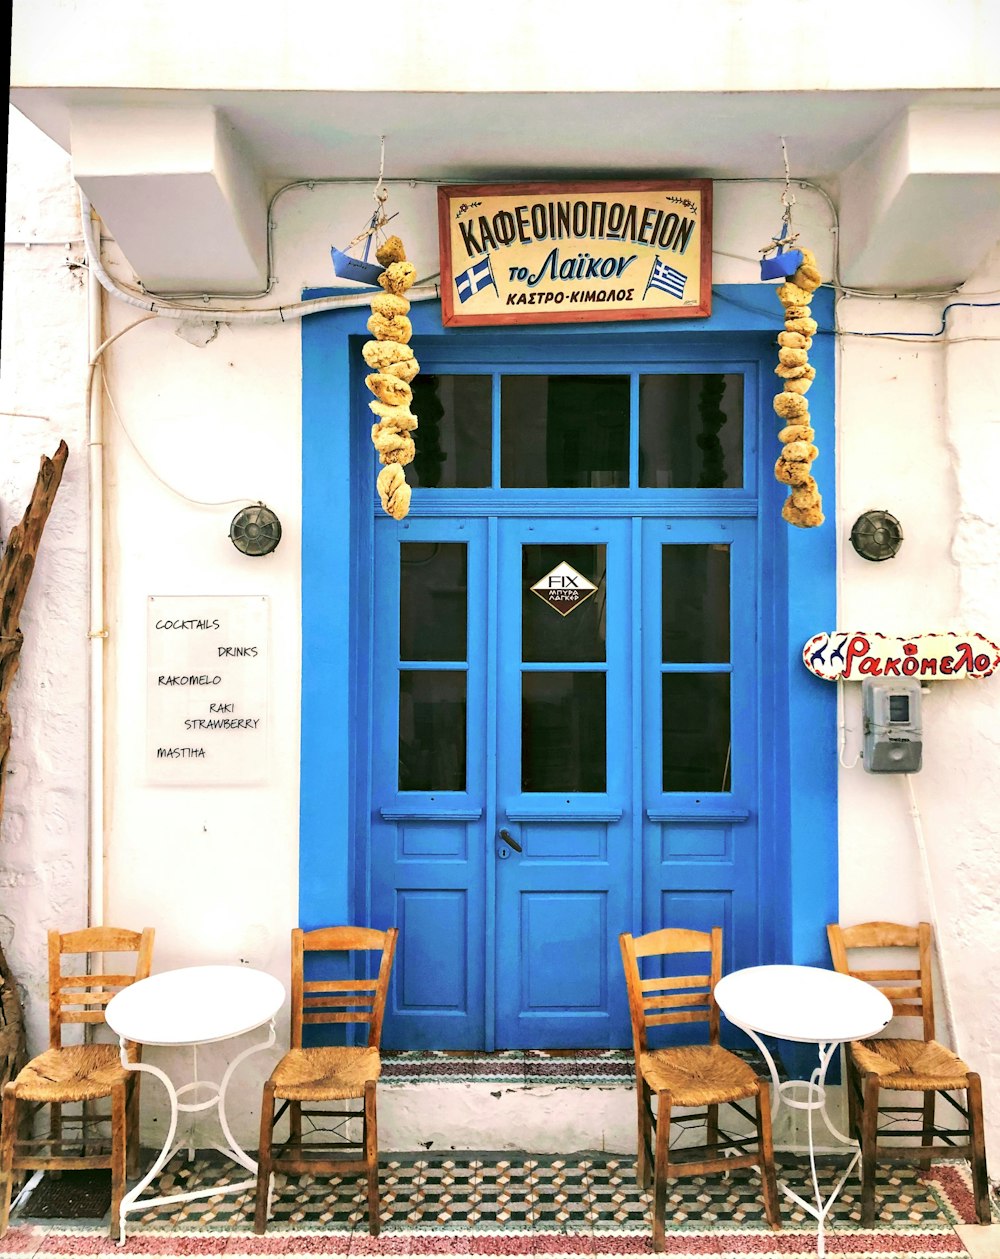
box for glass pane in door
[401,542,467,661]
[639,373,744,488]
[522,544,607,664]
[408,375,492,488]
[522,672,606,792]
[397,541,469,791]
[661,542,732,792]
[662,673,731,792]
[501,376,629,488]
[399,670,467,791]
[662,545,730,663]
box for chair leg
[109,1084,127,1239]
[919,1090,936,1171]
[125,1074,142,1179]
[846,1052,861,1142]
[49,1101,62,1174]
[651,1090,671,1253]
[289,1099,302,1148]
[0,1087,18,1237]
[706,1101,719,1150]
[254,1082,276,1235]
[966,1074,991,1225]
[859,1074,880,1227]
[364,1080,380,1237]
[636,1074,652,1188]
[754,1081,781,1231]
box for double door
[370,512,759,1049]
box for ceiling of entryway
[6,87,948,182]
[10,86,1000,292]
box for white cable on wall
[902,773,960,1055]
[79,191,438,325]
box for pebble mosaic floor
[10,1152,992,1234]
[5,1053,995,1256]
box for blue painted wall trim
[300,283,838,1021]
[300,308,355,929]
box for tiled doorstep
[376,1050,788,1154]
[955,1224,1000,1259]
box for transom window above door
[406,373,745,490]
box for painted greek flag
[645,257,687,300]
[455,254,496,303]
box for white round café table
[105,965,285,1242]
[714,965,892,1257]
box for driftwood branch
[0,440,70,1098]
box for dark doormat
[21,1169,111,1219]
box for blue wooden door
[371,516,490,1049]
[640,518,760,955]
[369,352,766,1050]
[494,518,632,1047]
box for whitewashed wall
[837,247,1000,1168]
[12,0,1000,94]
[1,109,90,1055]
[4,107,1000,1164]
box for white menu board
[146,596,270,785]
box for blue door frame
[301,285,837,1055]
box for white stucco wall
[1,109,90,1056]
[11,0,1000,93]
[836,250,1000,1155]
[4,101,1000,1169]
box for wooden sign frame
[438,180,712,327]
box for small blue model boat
[760,221,803,281]
[331,209,385,286]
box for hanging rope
[760,136,801,256]
[346,137,398,250]
[373,134,388,215]
[778,135,798,241]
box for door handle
[497,828,523,855]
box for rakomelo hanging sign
[802,631,1000,681]
[437,180,712,327]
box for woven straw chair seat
[639,1045,759,1106]
[12,1044,131,1103]
[270,1046,381,1101]
[850,1037,970,1091]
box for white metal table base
[743,1028,856,1257]
[116,1021,276,1242]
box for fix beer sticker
[802,632,1000,681]
[531,562,598,617]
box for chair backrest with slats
[619,926,722,1056]
[49,926,155,1047]
[827,920,935,1042]
[291,925,398,1049]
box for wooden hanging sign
[802,631,1000,681]
[438,180,712,327]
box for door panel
[641,519,759,976]
[371,519,488,1048]
[495,519,631,1047]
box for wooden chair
[827,921,990,1225]
[0,926,155,1237]
[619,927,781,1249]
[254,925,398,1236]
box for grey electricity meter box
[861,678,922,773]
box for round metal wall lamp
[229,503,282,556]
[850,510,903,562]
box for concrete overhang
[839,106,1000,290]
[69,105,268,293]
[9,86,1000,294]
